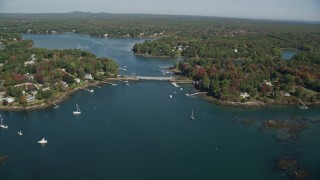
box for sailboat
[0,115,8,129]
[73,103,81,115]
[38,138,47,144]
[190,109,195,120]
[18,130,23,136]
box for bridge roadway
[136,76,173,81]
[107,76,192,83]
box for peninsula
[0,32,118,110]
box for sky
[0,0,319,21]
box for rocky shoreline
[199,93,320,108]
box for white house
[5,97,15,103]
[264,81,273,86]
[240,92,250,99]
[74,78,81,83]
[24,54,36,66]
[61,81,68,88]
[84,74,93,80]
[24,60,35,66]
[284,92,291,97]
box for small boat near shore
[0,115,8,129]
[38,138,47,144]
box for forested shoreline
[0,12,319,107]
[0,31,118,109]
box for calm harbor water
[0,34,319,179]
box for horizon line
[1,11,320,23]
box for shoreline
[0,79,319,112]
[0,81,104,112]
[199,93,320,108]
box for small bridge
[137,76,173,81]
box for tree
[19,95,28,107]
[201,73,210,91]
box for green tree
[201,73,210,91]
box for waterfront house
[5,97,15,103]
[61,81,68,88]
[240,92,250,99]
[25,83,38,92]
[84,74,93,80]
[74,78,81,83]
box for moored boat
[18,130,23,136]
[0,115,8,129]
[73,103,81,115]
[38,138,47,144]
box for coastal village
[0,34,118,110]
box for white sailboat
[38,138,47,144]
[73,103,81,115]
[18,130,23,136]
[190,109,195,120]
[0,115,8,129]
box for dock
[186,92,207,96]
[83,88,94,93]
[105,82,117,86]
[93,85,101,88]
[49,101,59,108]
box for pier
[49,101,59,108]
[186,92,207,96]
[83,88,94,93]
